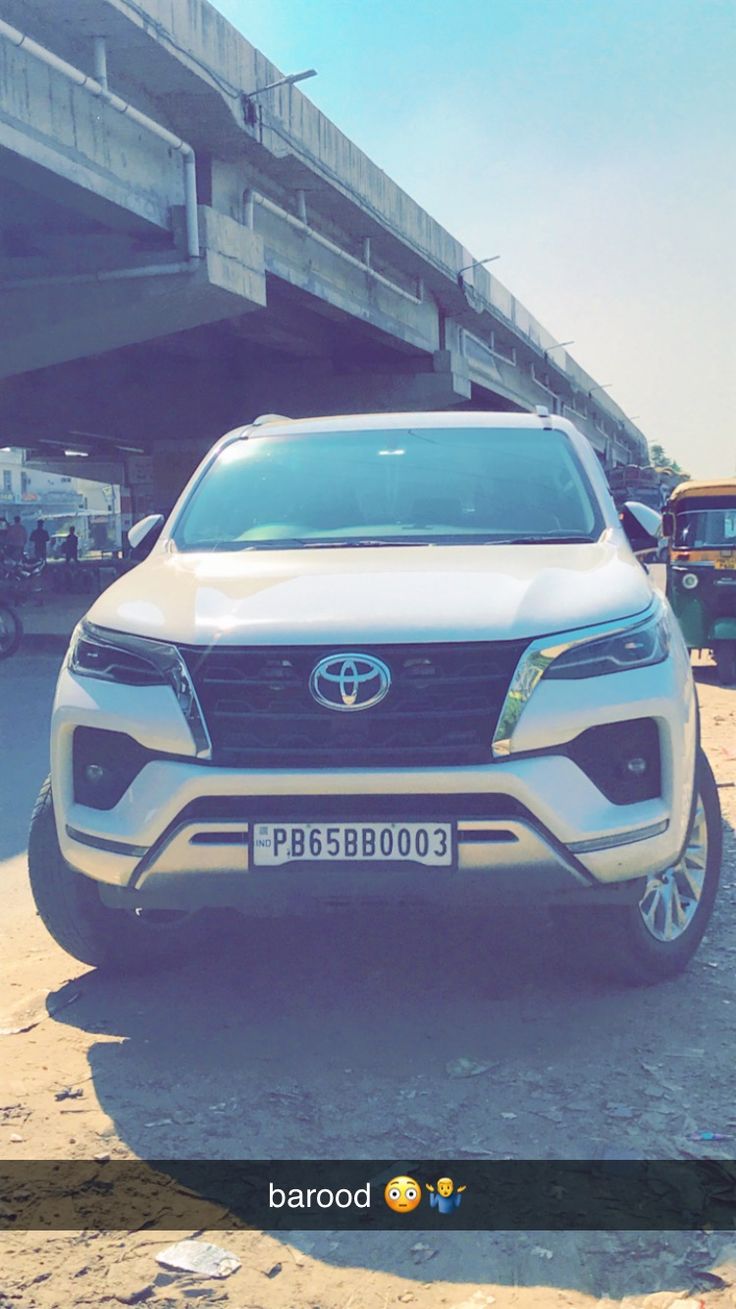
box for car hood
[86,540,654,647]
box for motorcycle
[0,599,22,659]
[0,554,46,659]
[0,553,46,603]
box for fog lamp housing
[566,719,661,805]
[73,727,151,810]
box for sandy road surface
[1,648,736,1308]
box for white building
[0,447,121,554]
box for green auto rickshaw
[664,478,736,685]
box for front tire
[560,750,722,986]
[715,642,736,687]
[0,602,22,659]
[28,778,205,971]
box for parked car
[29,411,722,984]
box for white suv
[29,412,722,984]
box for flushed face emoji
[384,1176,422,1213]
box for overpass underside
[0,150,523,505]
[0,0,641,510]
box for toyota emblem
[309,653,391,711]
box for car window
[674,509,736,548]
[173,426,603,550]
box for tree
[649,443,688,477]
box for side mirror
[127,513,165,560]
[661,512,674,538]
[620,500,663,558]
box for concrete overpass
[0,0,648,515]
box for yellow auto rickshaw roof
[668,478,736,503]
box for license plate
[252,821,454,867]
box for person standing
[0,517,8,558]
[63,525,79,565]
[6,515,27,560]
[30,519,50,561]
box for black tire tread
[716,647,736,686]
[558,749,722,986]
[28,778,202,970]
[0,602,23,659]
[28,778,107,966]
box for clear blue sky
[213,0,735,477]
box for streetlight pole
[243,69,317,102]
[242,70,317,125]
[457,255,500,285]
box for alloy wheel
[638,797,708,942]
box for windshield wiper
[305,537,435,549]
[225,537,436,551]
[498,534,596,545]
[203,533,595,551]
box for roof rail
[251,413,291,426]
[534,405,550,417]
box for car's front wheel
[714,641,736,687]
[28,778,207,971]
[560,749,722,986]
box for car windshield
[172,426,603,551]
[673,508,736,549]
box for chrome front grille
[180,641,527,768]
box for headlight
[69,621,167,686]
[68,621,210,756]
[544,608,670,680]
[493,605,671,756]
[681,572,699,590]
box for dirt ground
[1,648,736,1309]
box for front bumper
[50,631,697,907]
